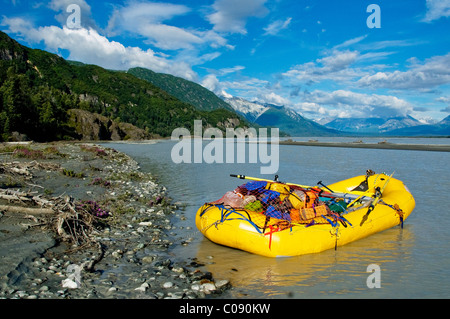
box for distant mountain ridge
[384,115,450,136]
[223,96,341,136]
[324,115,423,134]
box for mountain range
[0,30,448,141]
[322,115,449,136]
[223,96,341,136]
[324,116,423,134]
[383,115,450,136]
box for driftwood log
[0,205,54,215]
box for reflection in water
[194,227,414,298]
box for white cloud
[437,96,450,103]
[423,0,450,22]
[207,0,269,34]
[201,74,233,98]
[332,35,368,50]
[1,17,198,80]
[205,65,245,76]
[105,1,231,51]
[437,96,450,113]
[358,53,450,90]
[106,2,199,50]
[283,50,362,83]
[138,23,203,50]
[201,74,220,92]
[255,92,291,106]
[263,17,292,36]
[296,90,414,118]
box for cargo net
[204,180,351,234]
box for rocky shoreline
[0,142,230,299]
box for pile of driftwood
[0,188,101,245]
[0,188,105,271]
[0,160,61,178]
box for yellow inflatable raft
[195,171,415,257]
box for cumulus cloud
[358,53,450,90]
[104,1,232,51]
[423,0,450,22]
[437,97,450,113]
[283,50,362,83]
[207,0,269,34]
[201,74,233,98]
[296,90,414,118]
[255,92,291,106]
[201,74,220,92]
[1,17,198,80]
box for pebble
[62,279,79,289]
[191,284,200,291]
[201,283,216,293]
[142,256,154,263]
[171,266,184,273]
[215,279,230,289]
[162,281,173,289]
[139,221,152,226]
[135,283,149,292]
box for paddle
[230,174,310,188]
[230,174,372,202]
[360,172,395,226]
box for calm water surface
[104,138,450,299]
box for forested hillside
[0,31,245,142]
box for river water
[103,137,450,299]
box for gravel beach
[0,142,231,299]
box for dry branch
[0,205,54,215]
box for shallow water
[104,138,450,299]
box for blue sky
[1,0,449,123]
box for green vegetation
[62,168,85,178]
[0,31,246,142]
[128,67,235,112]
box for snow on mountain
[324,116,423,134]
[221,95,340,136]
[222,96,269,122]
